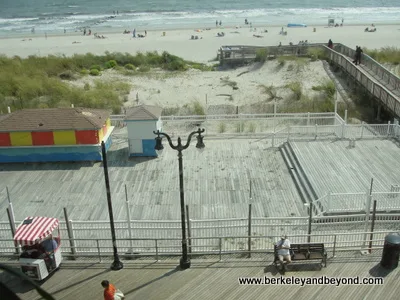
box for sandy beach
[1,25,400,63]
[1,24,399,117]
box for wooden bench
[274,243,327,271]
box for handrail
[0,230,394,261]
[326,45,400,117]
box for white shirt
[277,239,291,256]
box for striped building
[0,108,113,163]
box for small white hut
[124,105,162,157]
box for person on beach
[101,280,125,300]
[132,28,136,38]
[328,39,333,49]
[83,28,86,36]
[219,20,222,26]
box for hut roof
[0,108,111,131]
[125,105,162,121]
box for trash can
[380,232,400,269]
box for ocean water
[0,0,399,36]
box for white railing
[0,230,395,260]
[1,212,399,256]
[110,112,399,141]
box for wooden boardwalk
[2,251,399,300]
[0,138,305,222]
[0,137,399,223]
[291,139,400,195]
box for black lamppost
[101,141,123,270]
[153,128,205,269]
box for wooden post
[125,184,134,253]
[248,204,252,258]
[6,187,17,238]
[362,178,373,248]
[63,207,76,258]
[7,208,19,254]
[368,200,377,254]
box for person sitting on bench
[276,235,291,269]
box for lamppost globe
[155,135,164,151]
[196,134,205,149]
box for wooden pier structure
[218,43,400,119]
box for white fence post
[125,184,134,253]
[307,112,310,126]
[386,121,391,137]
[341,123,345,139]
[361,122,364,139]
[314,124,318,140]
[334,100,338,120]
[344,109,348,124]
[362,185,373,249]
[69,220,77,255]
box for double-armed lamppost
[153,128,205,269]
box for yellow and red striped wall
[0,118,111,147]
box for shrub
[90,64,101,71]
[124,64,135,70]
[365,46,400,65]
[80,69,89,75]
[104,60,117,69]
[312,80,336,100]
[89,69,100,76]
[162,106,180,116]
[307,48,326,60]
[84,83,90,91]
[286,81,302,100]
[192,101,205,115]
[255,49,268,62]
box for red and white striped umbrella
[13,216,59,246]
